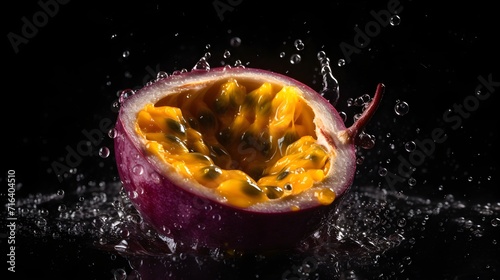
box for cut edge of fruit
[118,68,362,212]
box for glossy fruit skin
[114,67,359,253]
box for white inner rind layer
[119,67,356,212]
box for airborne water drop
[394,100,410,116]
[99,147,111,158]
[290,54,302,64]
[390,15,401,26]
[294,39,305,51]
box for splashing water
[11,175,500,279]
[8,39,500,280]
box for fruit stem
[344,83,385,143]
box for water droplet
[212,214,221,221]
[290,54,302,65]
[234,60,245,68]
[279,52,286,58]
[113,268,127,280]
[122,50,130,58]
[205,44,211,49]
[108,128,117,139]
[354,94,371,106]
[58,204,67,212]
[192,57,210,72]
[337,58,346,67]
[378,167,388,177]
[132,165,144,176]
[408,177,417,186]
[156,71,168,80]
[57,189,65,196]
[317,51,327,60]
[151,172,161,184]
[99,147,110,158]
[356,156,365,165]
[357,132,376,149]
[394,100,409,116]
[390,15,401,26]
[338,111,347,122]
[230,37,241,47]
[223,50,231,59]
[294,39,305,51]
[397,218,407,227]
[404,141,416,152]
[319,64,339,106]
[491,218,500,227]
[130,191,138,199]
[39,208,49,216]
[36,218,47,227]
[111,101,120,112]
[467,176,473,182]
[119,89,135,104]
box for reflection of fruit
[114,67,384,252]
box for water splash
[9,39,499,280]
[317,51,340,106]
[11,179,500,279]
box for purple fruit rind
[114,67,360,252]
[115,118,338,251]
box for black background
[2,0,500,279]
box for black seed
[217,127,232,145]
[212,145,228,157]
[277,171,289,181]
[284,183,293,191]
[167,118,186,136]
[244,94,256,108]
[258,101,271,116]
[166,134,183,144]
[190,153,212,164]
[247,165,265,181]
[259,139,271,156]
[188,117,199,129]
[201,165,222,180]
[198,111,216,129]
[305,154,319,162]
[241,181,264,197]
[265,186,284,199]
[282,132,299,146]
[241,131,254,144]
[214,97,229,114]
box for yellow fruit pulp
[135,78,335,208]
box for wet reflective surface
[3,0,499,279]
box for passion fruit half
[114,67,383,252]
